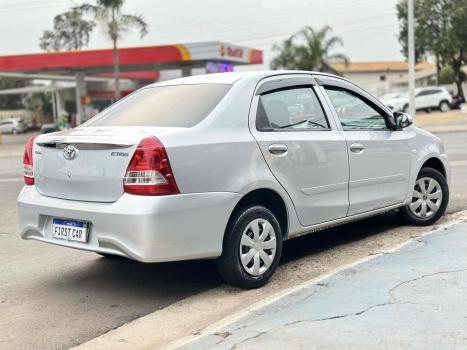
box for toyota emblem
[63,144,77,160]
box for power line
[146,2,396,39]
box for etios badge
[63,145,77,160]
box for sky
[0,0,404,69]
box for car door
[415,89,433,109]
[316,76,414,216]
[249,75,349,226]
[428,89,443,108]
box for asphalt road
[1,131,467,350]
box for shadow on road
[45,253,223,305]
[46,211,404,299]
[282,211,403,264]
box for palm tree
[78,0,148,99]
[271,25,349,74]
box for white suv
[382,87,452,113]
[0,118,28,134]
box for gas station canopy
[0,41,262,126]
[0,41,263,75]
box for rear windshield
[85,84,231,128]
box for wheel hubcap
[409,177,443,218]
[239,218,276,276]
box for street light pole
[408,0,416,119]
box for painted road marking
[450,160,467,167]
[0,178,22,182]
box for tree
[271,25,349,74]
[397,0,467,98]
[439,66,455,84]
[22,92,52,116]
[0,79,25,110]
[39,8,95,51]
[77,0,148,99]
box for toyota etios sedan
[18,71,450,288]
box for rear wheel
[217,205,282,289]
[399,168,449,226]
[403,104,409,113]
[12,128,19,135]
[439,100,450,112]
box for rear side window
[256,87,329,131]
[86,84,231,128]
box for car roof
[149,70,345,87]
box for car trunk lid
[33,127,184,202]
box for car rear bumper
[17,186,241,262]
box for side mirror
[394,112,413,129]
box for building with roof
[332,61,437,96]
[0,41,262,126]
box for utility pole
[408,0,416,119]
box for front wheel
[217,205,283,289]
[399,168,449,226]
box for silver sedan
[17,71,450,288]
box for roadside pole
[408,0,416,120]
[75,72,87,126]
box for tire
[439,100,450,113]
[399,168,449,226]
[425,108,431,113]
[217,205,283,289]
[12,128,18,135]
[96,252,124,259]
[403,104,409,113]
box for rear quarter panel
[158,76,303,235]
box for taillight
[124,136,179,196]
[23,136,36,185]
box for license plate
[52,218,88,243]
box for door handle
[349,143,364,153]
[268,144,288,155]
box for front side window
[85,84,231,128]
[324,87,388,130]
[256,87,329,131]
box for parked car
[41,123,58,134]
[382,87,452,113]
[0,118,28,134]
[17,72,450,288]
